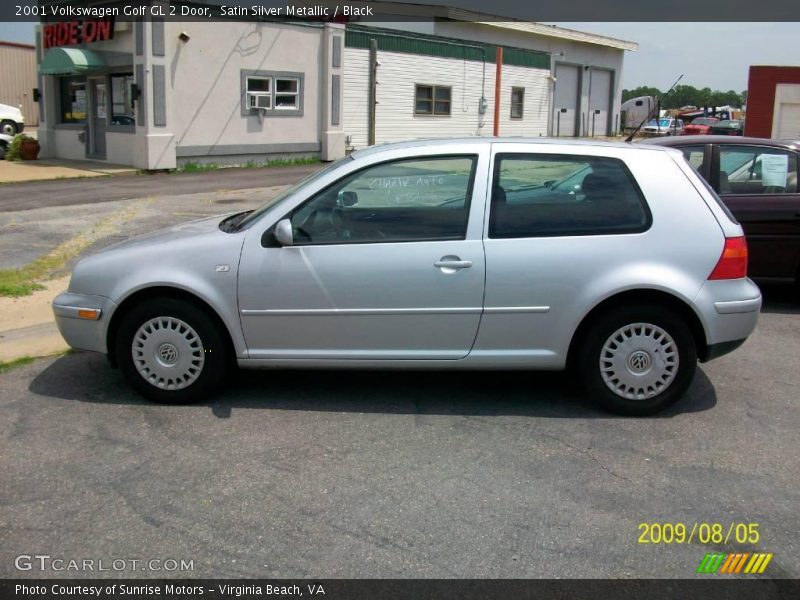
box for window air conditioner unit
[248,93,271,110]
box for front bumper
[53,292,117,354]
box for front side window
[415,85,451,116]
[718,145,798,195]
[489,154,650,238]
[110,73,134,126]
[289,155,477,245]
[510,87,524,119]
[59,77,87,124]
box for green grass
[0,252,67,297]
[0,356,36,374]
[177,156,320,173]
[180,161,221,173]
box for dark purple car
[647,136,800,285]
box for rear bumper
[694,278,761,361]
[700,338,747,362]
[53,292,116,354]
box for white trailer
[620,95,655,131]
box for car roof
[643,136,799,150]
[351,136,670,159]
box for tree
[622,86,662,103]
[624,84,743,109]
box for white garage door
[588,69,612,137]
[776,103,800,139]
[552,64,580,137]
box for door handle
[434,258,472,270]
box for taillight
[709,236,748,280]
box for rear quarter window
[489,154,651,238]
[679,151,739,225]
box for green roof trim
[345,26,551,70]
[40,47,107,75]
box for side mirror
[274,218,294,246]
[337,190,358,207]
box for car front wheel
[115,297,230,403]
[1,120,17,136]
[578,306,697,415]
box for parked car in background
[0,103,25,136]
[0,132,12,160]
[681,117,720,136]
[642,118,684,136]
[646,136,800,285]
[709,120,744,136]
[54,138,760,416]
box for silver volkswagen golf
[54,139,761,415]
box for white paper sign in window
[761,153,789,187]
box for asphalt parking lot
[1,285,798,579]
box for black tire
[1,120,17,136]
[115,297,231,403]
[577,305,697,416]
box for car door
[475,145,654,365]
[713,144,800,280]
[237,149,489,360]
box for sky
[1,20,798,91]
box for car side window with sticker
[719,146,798,195]
[290,156,477,245]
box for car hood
[0,103,23,120]
[68,213,247,298]
[102,214,233,253]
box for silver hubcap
[600,322,678,400]
[1,123,14,136]
[132,316,204,390]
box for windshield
[692,118,716,126]
[233,156,351,231]
[647,119,672,127]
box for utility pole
[493,47,503,136]
[368,38,377,146]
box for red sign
[43,18,115,49]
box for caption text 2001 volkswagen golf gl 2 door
[54,139,761,415]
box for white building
[34,6,637,169]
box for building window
[241,70,304,116]
[246,76,272,110]
[510,87,525,119]
[110,73,135,127]
[415,85,451,116]
[59,77,87,124]
[275,78,300,110]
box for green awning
[40,48,107,75]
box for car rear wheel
[1,120,17,136]
[577,306,697,415]
[115,297,230,403]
